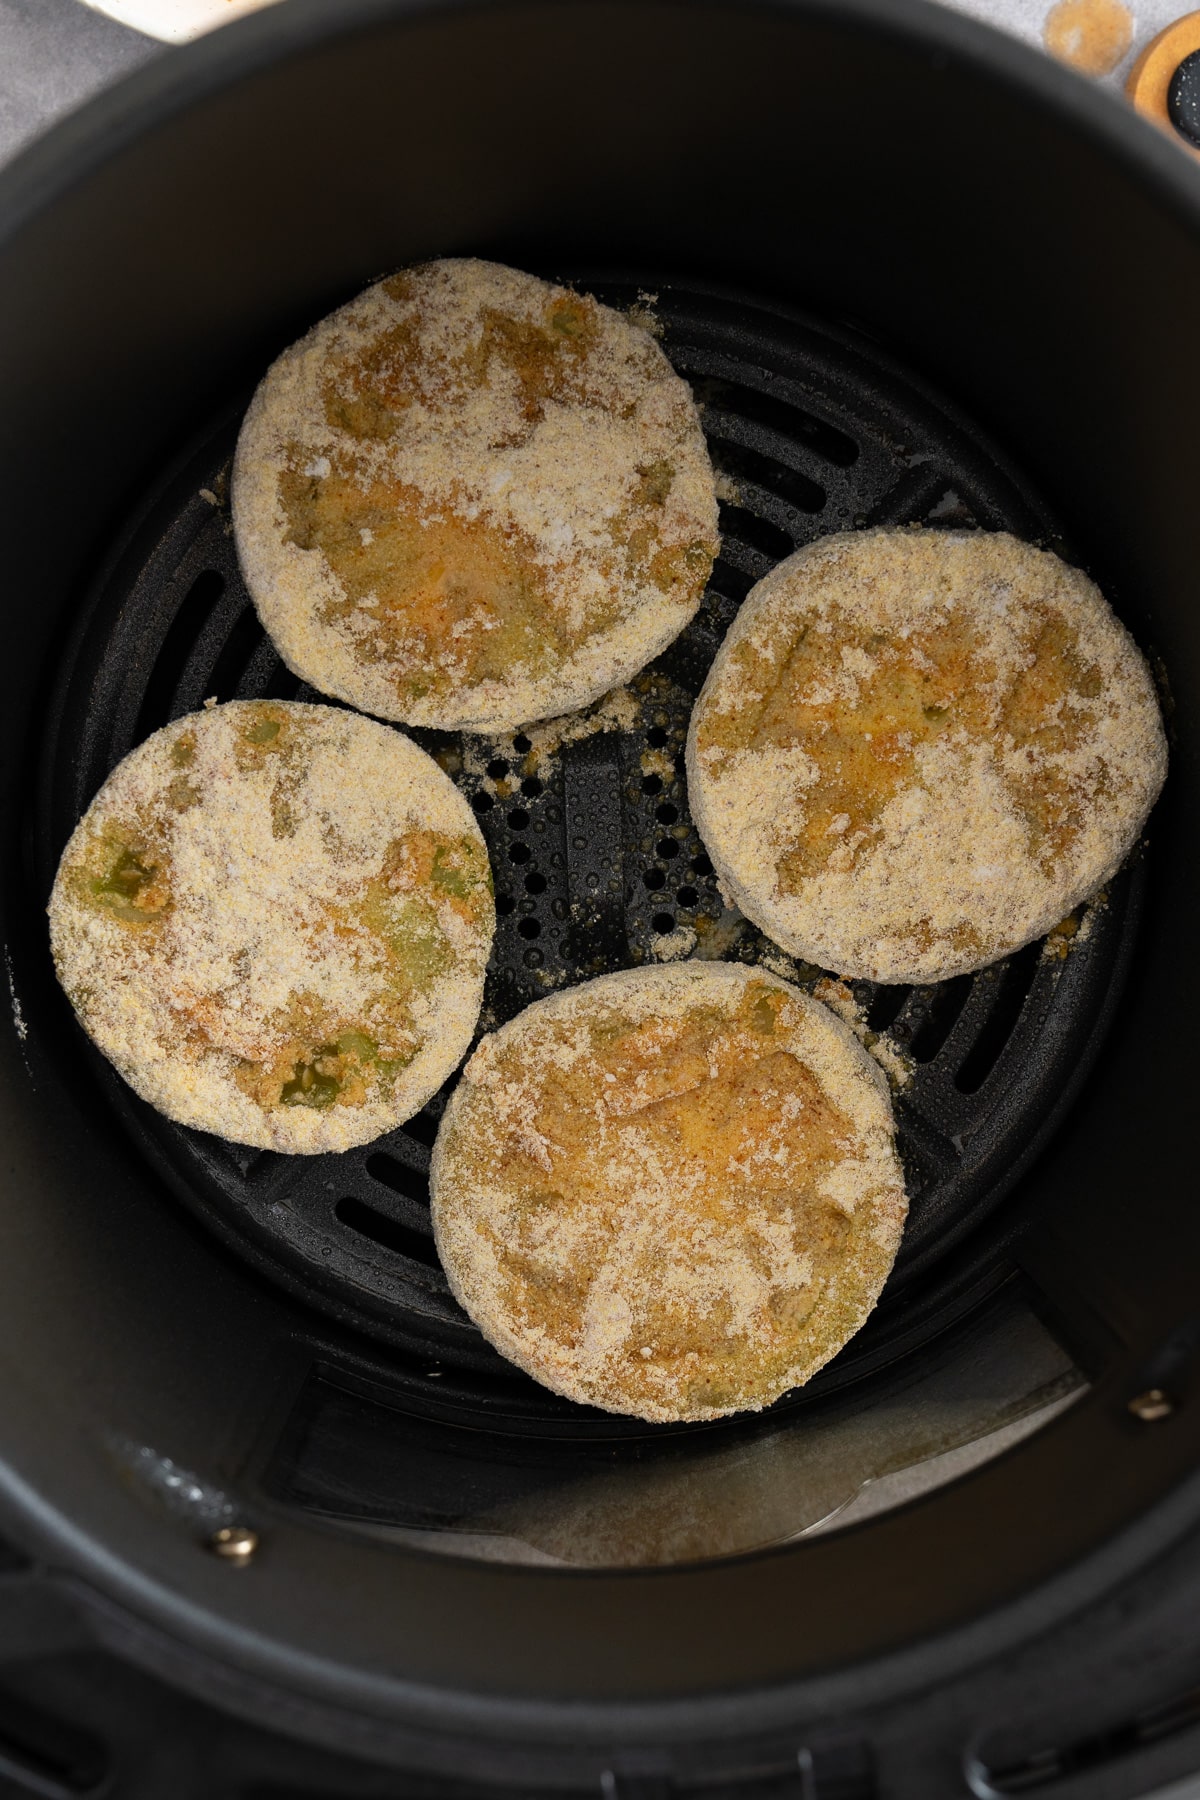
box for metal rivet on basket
[1128,1388,1174,1422]
[208,1525,259,1565]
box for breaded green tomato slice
[49,700,493,1153]
[431,963,907,1423]
[232,258,720,732]
[688,530,1167,983]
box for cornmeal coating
[687,530,1167,983]
[233,259,720,732]
[49,701,493,1153]
[431,964,907,1422]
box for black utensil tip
[1168,49,1200,149]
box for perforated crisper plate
[38,279,1142,1421]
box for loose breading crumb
[6,950,27,1045]
[639,744,676,783]
[757,943,803,983]
[813,976,913,1091]
[687,530,1167,984]
[813,977,862,1027]
[691,906,749,961]
[233,259,720,734]
[48,701,493,1153]
[650,923,697,961]
[868,1034,914,1091]
[508,686,642,769]
[458,686,646,804]
[430,963,907,1423]
[625,292,663,339]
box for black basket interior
[37,279,1144,1442]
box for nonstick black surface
[39,278,1143,1420]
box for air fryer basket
[2,0,1200,1792]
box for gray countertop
[0,0,159,166]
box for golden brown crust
[687,530,1167,983]
[48,701,493,1152]
[430,964,906,1422]
[233,260,719,732]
